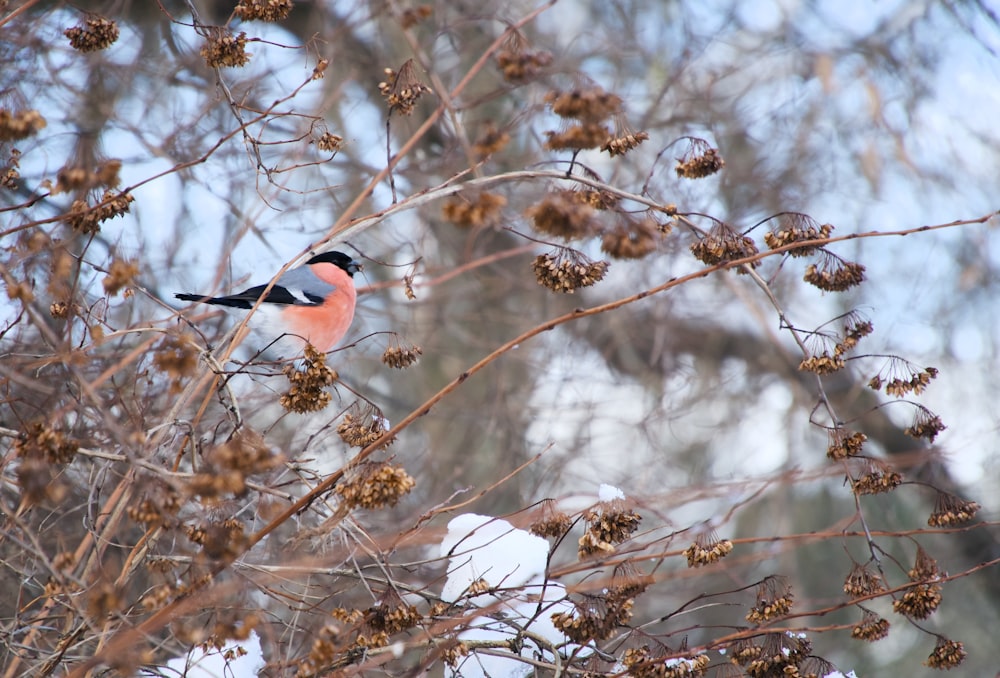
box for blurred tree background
[1,0,998,675]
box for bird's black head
[307,251,363,277]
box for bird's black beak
[348,260,363,276]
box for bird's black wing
[175,285,323,309]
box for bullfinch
[176,251,362,356]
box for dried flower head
[602,114,649,157]
[0,108,47,141]
[578,499,641,558]
[835,312,874,355]
[65,190,134,233]
[746,576,794,624]
[529,499,573,538]
[609,561,653,600]
[337,404,392,448]
[382,343,422,368]
[526,190,599,239]
[234,0,293,22]
[552,593,633,643]
[378,59,431,115]
[826,428,867,460]
[623,646,710,678]
[472,122,511,158]
[684,527,734,568]
[893,582,942,619]
[532,249,609,293]
[279,344,337,413]
[15,421,79,464]
[544,122,610,151]
[905,406,947,442]
[154,333,199,393]
[127,483,182,528]
[843,561,886,598]
[803,251,866,291]
[798,351,845,375]
[689,222,758,269]
[495,31,552,83]
[64,15,120,52]
[601,216,659,259]
[924,637,966,670]
[200,29,250,68]
[869,359,938,397]
[763,214,832,256]
[103,257,139,296]
[854,459,903,495]
[927,492,980,527]
[442,191,507,228]
[675,138,725,178]
[851,609,890,642]
[908,545,941,582]
[366,590,422,635]
[335,461,415,510]
[742,632,811,676]
[2,147,21,188]
[545,86,622,123]
[186,519,247,560]
[315,132,343,152]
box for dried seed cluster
[280,345,337,413]
[530,500,573,537]
[153,334,199,393]
[690,222,758,268]
[127,484,182,528]
[601,216,659,259]
[798,351,845,375]
[927,492,980,527]
[622,646,710,678]
[15,421,79,464]
[826,428,867,460]
[551,593,633,642]
[869,363,938,397]
[103,257,139,295]
[185,519,247,561]
[684,529,734,568]
[315,132,343,152]
[763,215,832,256]
[731,632,812,676]
[851,609,890,642]
[472,122,511,158]
[200,29,250,68]
[924,638,966,670]
[382,344,422,369]
[854,460,903,495]
[527,190,599,239]
[803,253,865,291]
[2,147,20,188]
[366,600,421,635]
[442,191,507,228]
[843,562,885,598]
[0,108,46,141]
[234,0,293,22]
[675,139,725,178]
[546,87,622,122]
[532,249,608,293]
[602,114,649,157]
[905,408,947,442]
[495,33,552,83]
[893,582,942,619]
[64,16,120,52]
[54,159,121,194]
[66,191,134,233]
[337,406,392,448]
[335,461,415,510]
[578,500,641,557]
[378,59,431,115]
[746,576,793,624]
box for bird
[176,251,362,356]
